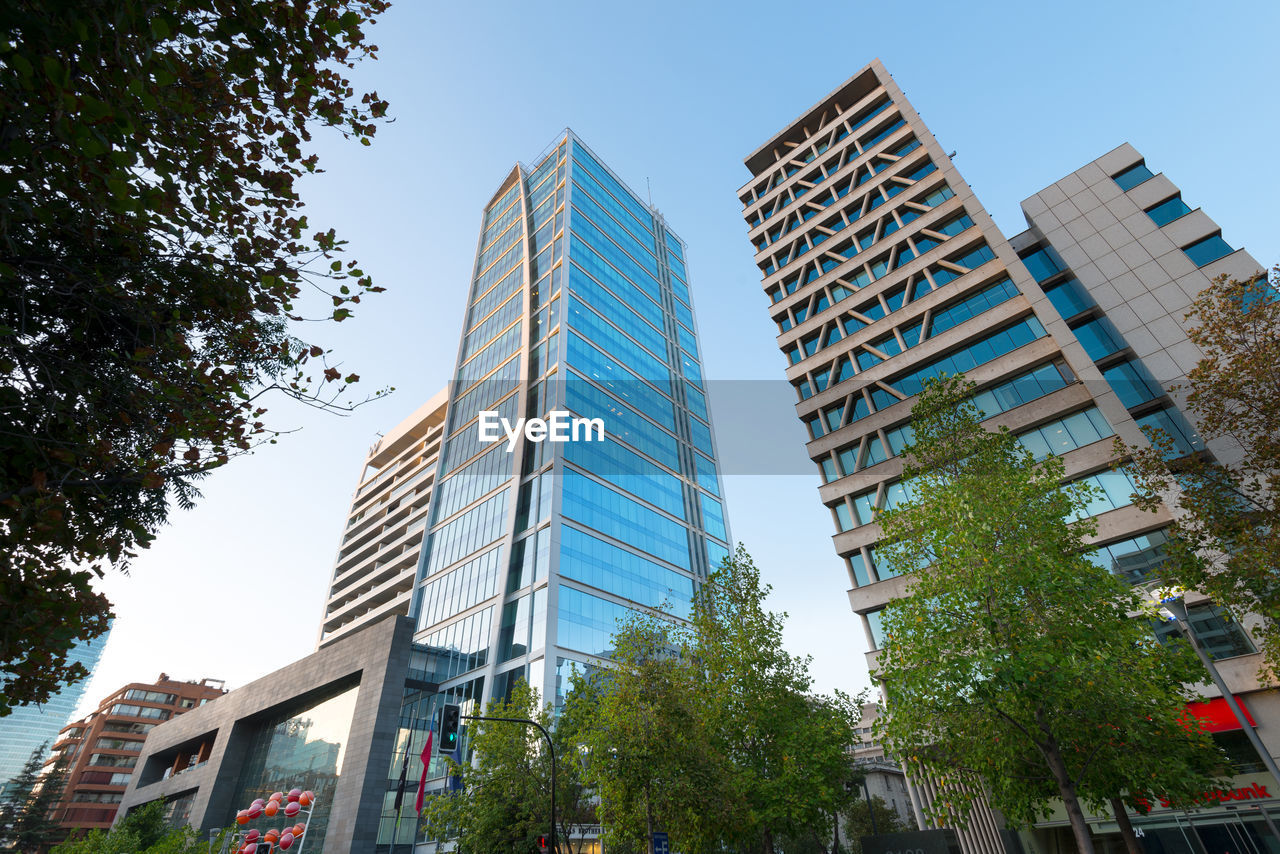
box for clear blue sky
[84,0,1280,712]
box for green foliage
[872,375,1224,853]
[693,547,863,854]
[577,613,730,854]
[420,680,593,854]
[51,801,233,854]
[422,549,863,854]
[580,546,864,854]
[1125,268,1280,680]
[771,786,907,854]
[0,0,390,715]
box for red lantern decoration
[270,792,285,803]
[244,829,260,842]
[264,801,279,817]
[279,832,295,850]
[284,801,300,818]
[264,829,279,844]
[292,823,305,837]
[298,791,313,807]
[235,810,250,825]
[287,788,301,803]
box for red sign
[1186,697,1256,733]
[1136,782,1272,812]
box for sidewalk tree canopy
[580,547,864,854]
[872,375,1223,854]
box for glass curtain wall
[401,134,730,841]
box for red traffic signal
[537,835,548,853]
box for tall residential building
[45,674,225,832]
[741,60,1270,854]
[317,389,448,649]
[0,629,110,798]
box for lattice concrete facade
[741,59,1272,854]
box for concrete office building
[116,616,419,854]
[46,674,225,833]
[318,389,449,649]
[740,60,1272,854]
[0,630,111,798]
[387,130,730,847]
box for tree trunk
[1110,797,1144,854]
[763,826,776,854]
[1042,741,1096,854]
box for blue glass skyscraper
[407,131,729,717]
[0,629,110,796]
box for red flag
[414,729,434,813]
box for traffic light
[537,835,549,853]
[440,703,461,753]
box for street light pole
[1163,598,1280,784]
[862,777,879,836]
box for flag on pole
[414,727,434,813]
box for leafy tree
[693,547,863,854]
[0,0,391,714]
[872,375,1224,854]
[577,614,733,854]
[1,746,70,852]
[1125,268,1280,679]
[51,801,233,854]
[553,674,606,854]
[421,680,593,854]
[579,548,863,854]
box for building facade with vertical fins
[740,59,1274,854]
[379,130,730,848]
[317,389,449,649]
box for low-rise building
[46,674,225,834]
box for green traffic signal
[440,703,461,751]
